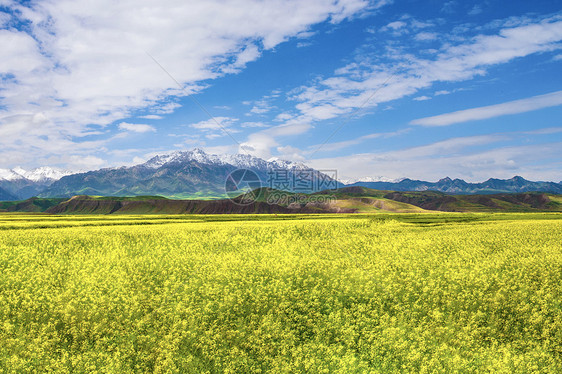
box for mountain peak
[142,148,308,171]
[338,176,401,184]
[510,176,527,182]
[0,168,24,181]
[0,166,71,182]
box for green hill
[2,188,561,215]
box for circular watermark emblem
[225,168,262,205]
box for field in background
[1,213,561,372]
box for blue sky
[1,0,561,182]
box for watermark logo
[265,191,335,206]
[224,169,262,205]
[226,168,338,205]
[267,169,338,193]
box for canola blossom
[0,213,561,373]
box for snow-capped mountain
[0,166,72,200]
[339,176,403,185]
[142,148,308,171]
[39,148,337,199]
[0,168,22,181]
[0,166,72,182]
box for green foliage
[0,213,561,372]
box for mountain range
[0,148,561,201]
[348,176,562,194]
[38,149,324,199]
[0,166,72,200]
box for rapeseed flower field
[0,213,561,373]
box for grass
[0,213,561,372]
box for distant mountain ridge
[348,176,562,194]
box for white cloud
[276,113,296,122]
[276,145,306,161]
[441,1,457,14]
[384,20,407,30]
[413,95,431,101]
[190,117,237,131]
[0,12,10,27]
[380,16,435,36]
[411,90,562,126]
[153,103,182,115]
[0,29,46,74]
[213,105,232,110]
[298,16,562,116]
[414,32,437,41]
[246,93,280,116]
[308,128,411,152]
[66,155,107,170]
[0,0,377,169]
[468,5,483,16]
[189,117,241,139]
[250,106,272,115]
[138,114,163,120]
[523,126,562,135]
[118,122,156,133]
[241,122,269,128]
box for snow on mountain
[0,167,72,182]
[339,176,403,185]
[0,168,24,181]
[21,167,73,182]
[142,148,310,171]
[266,157,309,170]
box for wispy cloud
[118,122,156,133]
[241,122,269,128]
[138,114,163,120]
[308,131,562,182]
[243,15,562,159]
[189,117,241,139]
[306,128,411,152]
[410,90,562,126]
[414,32,437,41]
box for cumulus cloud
[0,0,378,169]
